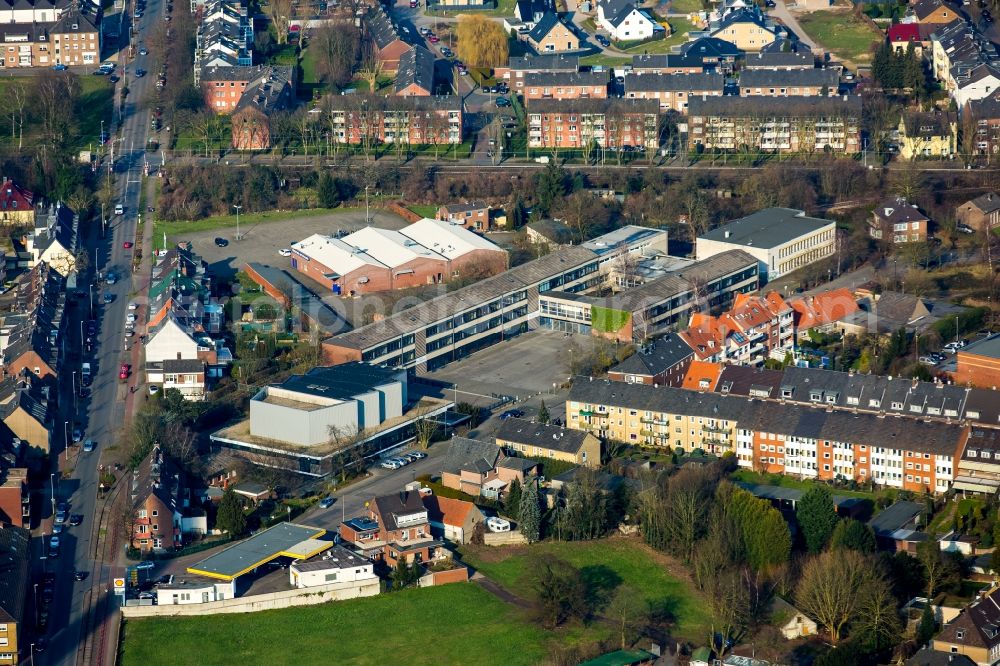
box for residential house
[967,91,1000,159]
[366,490,446,566]
[395,45,435,97]
[128,445,186,552]
[200,64,290,113]
[288,545,380,595]
[527,98,660,150]
[870,196,930,244]
[932,584,1000,664]
[328,95,464,146]
[786,287,860,340]
[523,70,609,101]
[525,218,574,246]
[771,597,818,639]
[0,524,29,666]
[436,201,491,230]
[687,95,863,156]
[607,332,695,386]
[738,68,839,97]
[744,38,813,69]
[910,0,961,27]
[26,202,77,277]
[953,63,1000,109]
[706,6,782,51]
[422,495,484,544]
[631,53,705,74]
[230,66,294,150]
[0,263,66,383]
[622,72,725,112]
[955,191,1000,232]
[596,0,662,43]
[0,377,51,455]
[0,0,79,24]
[146,359,207,401]
[953,427,1000,495]
[496,53,579,91]
[365,4,413,73]
[0,179,33,226]
[678,291,794,365]
[868,502,927,553]
[0,468,28,529]
[514,0,549,26]
[495,417,601,468]
[906,648,976,666]
[680,359,724,391]
[898,112,957,159]
[888,22,925,57]
[695,207,836,281]
[929,20,999,95]
[527,13,580,53]
[836,290,936,338]
[678,37,744,73]
[439,437,503,497]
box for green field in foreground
[120,583,549,666]
[797,10,880,64]
[460,538,710,641]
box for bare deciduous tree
[795,550,874,643]
[266,0,294,45]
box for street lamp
[956,314,960,343]
[49,473,55,518]
[73,371,78,413]
[232,204,242,241]
[364,185,371,225]
[30,643,34,665]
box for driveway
[769,0,819,51]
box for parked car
[495,97,511,107]
[595,34,610,47]
[429,34,439,43]
[918,356,937,365]
[957,223,975,234]
[53,63,67,71]
[215,237,229,247]
[114,204,124,215]
[279,248,292,257]
[103,293,114,304]
[119,363,130,380]
[406,451,427,460]
[139,47,148,55]
[148,384,160,394]
[69,514,84,526]
[49,535,60,551]
[83,440,96,453]
[318,496,335,509]
[74,571,89,581]
[499,409,524,420]
[128,301,138,310]
[135,561,155,570]
[381,459,403,470]
[72,426,82,442]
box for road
[40,0,163,663]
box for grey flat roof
[273,362,400,400]
[868,501,924,536]
[700,207,834,249]
[961,333,1000,360]
[581,225,667,255]
[186,522,329,580]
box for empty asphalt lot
[170,209,410,280]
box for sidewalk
[121,175,157,424]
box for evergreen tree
[830,518,878,553]
[872,41,893,89]
[519,479,541,543]
[505,478,522,521]
[903,41,926,99]
[534,162,568,217]
[537,400,550,424]
[317,171,339,208]
[796,486,839,553]
[916,603,936,644]
[216,487,247,538]
[510,195,527,229]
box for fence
[120,579,381,618]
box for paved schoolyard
[174,210,410,281]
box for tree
[216,487,247,538]
[796,550,876,643]
[509,195,528,229]
[413,414,437,450]
[519,479,541,542]
[917,537,960,598]
[391,559,422,589]
[725,484,791,571]
[902,41,926,99]
[560,468,610,540]
[605,585,648,649]
[663,466,714,562]
[317,172,339,208]
[830,519,877,554]
[311,22,360,89]
[854,577,901,650]
[530,554,589,628]
[916,602,936,645]
[455,14,509,68]
[357,38,384,96]
[533,162,569,217]
[266,0,293,45]
[505,478,522,521]
[706,568,751,658]
[796,486,839,553]
[537,400,550,424]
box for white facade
[954,70,1000,108]
[598,5,657,41]
[289,556,379,590]
[696,221,835,280]
[156,580,233,605]
[145,318,206,363]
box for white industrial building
[695,207,835,281]
[289,545,380,592]
[249,362,407,447]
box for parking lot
[172,209,411,281]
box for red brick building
[953,336,1000,389]
[523,70,609,102]
[230,67,294,151]
[129,446,186,552]
[0,468,28,529]
[436,201,491,230]
[367,490,446,566]
[527,98,660,150]
[290,218,507,295]
[365,4,412,73]
[328,95,463,146]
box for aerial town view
[5,0,1000,661]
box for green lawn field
[796,10,880,65]
[0,76,113,152]
[121,583,549,666]
[460,538,711,642]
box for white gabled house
[596,0,661,42]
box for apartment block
[566,380,964,493]
[622,72,725,112]
[527,98,660,150]
[327,95,463,145]
[687,95,862,156]
[523,70,609,101]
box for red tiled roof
[888,23,921,43]
[680,360,723,391]
[787,288,860,330]
[0,179,33,212]
[423,495,476,527]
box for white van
[114,204,124,215]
